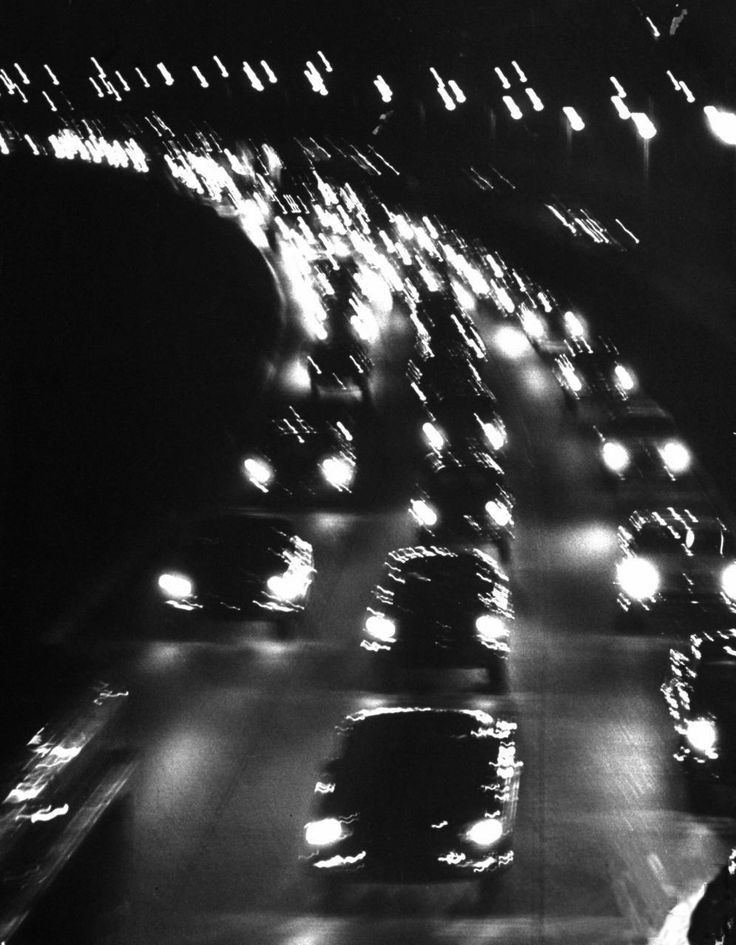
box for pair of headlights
[364,612,508,645]
[421,421,507,453]
[243,455,355,492]
[157,560,313,605]
[305,816,503,848]
[602,440,691,475]
[410,498,511,529]
[616,557,736,601]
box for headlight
[305,818,344,846]
[482,421,507,451]
[422,421,445,451]
[463,818,503,848]
[364,614,396,642]
[243,457,274,492]
[157,573,193,599]
[267,563,312,602]
[614,364,636,391]
[659,440,691,475]
[616,557,660,600]
[562,366,583,393]
[722,562,736,600]
[601,441,630,473]
[411,499,438,527]
[685,718,717,754]
[521,310,545,339]
[563,310,586,339]
[475,614,508,645]
[320,455,355,491]
[486,500,512,527]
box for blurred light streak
[562,106,585,131]
[448,79,466,104]
[42,91,57,112]
[494,66,511,89]
[213,55,229,78]
[502,95,522,120]
[192,66,209,89]
[703,105,736,144]
[44,64,59,86]
[615,219,640,244]
[317,51,333,73]
[610,76,626,98]
[374,74,392,103]
[157,62,174,86]
[511,60,527,83]
[115,69,130,92]
[525,87,543,111]
[243,61,265,92]
[645,16,661,38]
[611,95,631,119]
[630,112,657,140]
[261,60,278,83]
[666,70,680,91]
[13,62,29,85]
[679,81,695,103]
[135,67,150,88]
[494,325,529,359]
[24,134,39,156]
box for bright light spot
[630,112,657,140]
[243,61,265,92]
[563,310,586,338]
[438,84,456,111]
[305,818,343,846]
[317,50,333,73]
[158,573,194,599]
[614,364,637,391]
[525,87,544,111]
[494,66,511,89]
[680,81,695,103]
[42,91,57,112]
[136,67,151,88]
[365,614,396,642]
[411,499,438,527]
[157,62,174,86]
[617,558,660,600]
[602,441,630,472]
[213,55,229,78]
[261,60,278,83]
[685,718,717,754]
[704,105,736,145]
[374,74,392,103]
[610,76,626,98]
[448,79,466,104]
[486,500,511,527]
[494,325,528,359]
[645,16,661,38]
[511,60,527,83]
[44,64,60,86]
[615,219,640,244]
[483,421,507,451]
[192,65,209,89]
[611,95,631,120]
[320,455,355,491]
[502,95,522,120]
[475,614,507,644]
[243,457,274,491]
[722,562,736,600]
[465,818,503,847]
[563,106,585,131]
[659,440,691,474]
[267,564,311,603]
[423,421,446,451]
[666,70,681,91]
[89,76,104,98]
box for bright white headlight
[486,500,511,527]
[482,421,507,451]
[464,818,503,848]
[364,614,396,642]
[475,614,507,644]
[563,310,586,338]
[158,572,193,599]
[320,455,355,491]
[422,421,445,451]
[411,499,438,527]
[305,818,344,846]
[614,364,636,391]
[722,562,736,600]
[659,440,691,475]
[267,562,311,602]
[617,557,660,600]
[243,456,274,491]
[685,718,717,754]
[602,441,630,473]
[521,309,545,339]
[562,365,583,392]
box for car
[360,545,513,686]
[553,337,639,413]
[662,628,736,804]
[419,389,508,457]
[409,451,514,560]
[407,348,487,408]
[155,511,315,632]
[411,291,485,364]
[595,401,694,485]
[240,402,358,500]
[517,300,589,357]
[0,642,131,942]
[305,336,373,401]
[614,508,736,632]
[303,707,522,891]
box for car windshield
[694,660,736,710]
[184,517,292,567]
[604,414,675,438]
[428,466,502,498]
[633,522,734,556]
[388,555,497,610]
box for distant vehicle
[662,629,736,806]
[241,402,358,500]
[419,389,508,458]
[553,337,639,412]
[409,451,514,560]
[518,302,589,356]
[0,644,131,943]
[305,336,373,401]
[303,707,522,893]
[595,400,694,484]
[156,511,315,632]
[407,348,487,407]
[411,291,485,364]
[614,508,736,632]
[361,545,513,687]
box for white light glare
[158,573,193,599]
[704,106,736,146]
[243,457,274,491]
[365,614,396,642]
[465,818,503,847]
[680,81,695,103]
[525,87,544,111]
[261,60,278,84]
[136,67,151,88]
[602,441,630,473]
[448,79,466,104]
[422,421,446,451]
[610,76,626,98]
[44,64,60,86]
[494,67,511,89]
[614,364,636,391]
[305,818,343,846]
[483,421,507,451]
[374,75,392,103]
[243,61,265,92]
[617,558,660,600]
[475,614,507,644]
[685,718,717,754]
[320,455,355,491]
[317,51,333,73]
[563,106,585,131]
[486,500,511,527]
[563,310,586,338]
[502,95,522,120]
[611,95,631,120]
[722,562,736,600]
[411,499,438,527]
[645,16,661,38]
[192,66,209,89]
[630,112,657,140]
[511,60,527,83]
[157,62,174,86]
[659,440,690,474]
[213,55,229,78]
